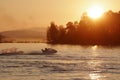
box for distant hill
[1,27,47,41]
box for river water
[0,43,120,80]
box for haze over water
[0,0,120,31]
[0,43,119,80]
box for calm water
[0,43,120,80]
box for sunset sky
[0,0,120,31]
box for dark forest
[47,10,120,45]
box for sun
[87,5,104,19]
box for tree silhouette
[47,10,120,45]
[47,22,59,43]
[66,22,76,43]
[58,25,66,43]
[0,34,4,43]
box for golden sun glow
[87,5,104,19]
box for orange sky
[0,0,120,31]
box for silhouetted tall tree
[58,25,66,43]
[47,22,59,43]
[66,22,76,43]
[0,34,4,43]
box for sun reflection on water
[88,45,104,80]
[92,45,98,51]
[89,73,101,80]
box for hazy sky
[0,0,120,31]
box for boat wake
[0,48,24,55]
[0,48,57,55]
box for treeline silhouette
[0,34,4,43]
[47,10,120,45]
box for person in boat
[41,48,48,52]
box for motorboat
[29,48,57,55]
[41,48,57,54]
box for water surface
[0,43,120,80]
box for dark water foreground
[0,43,120,80]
